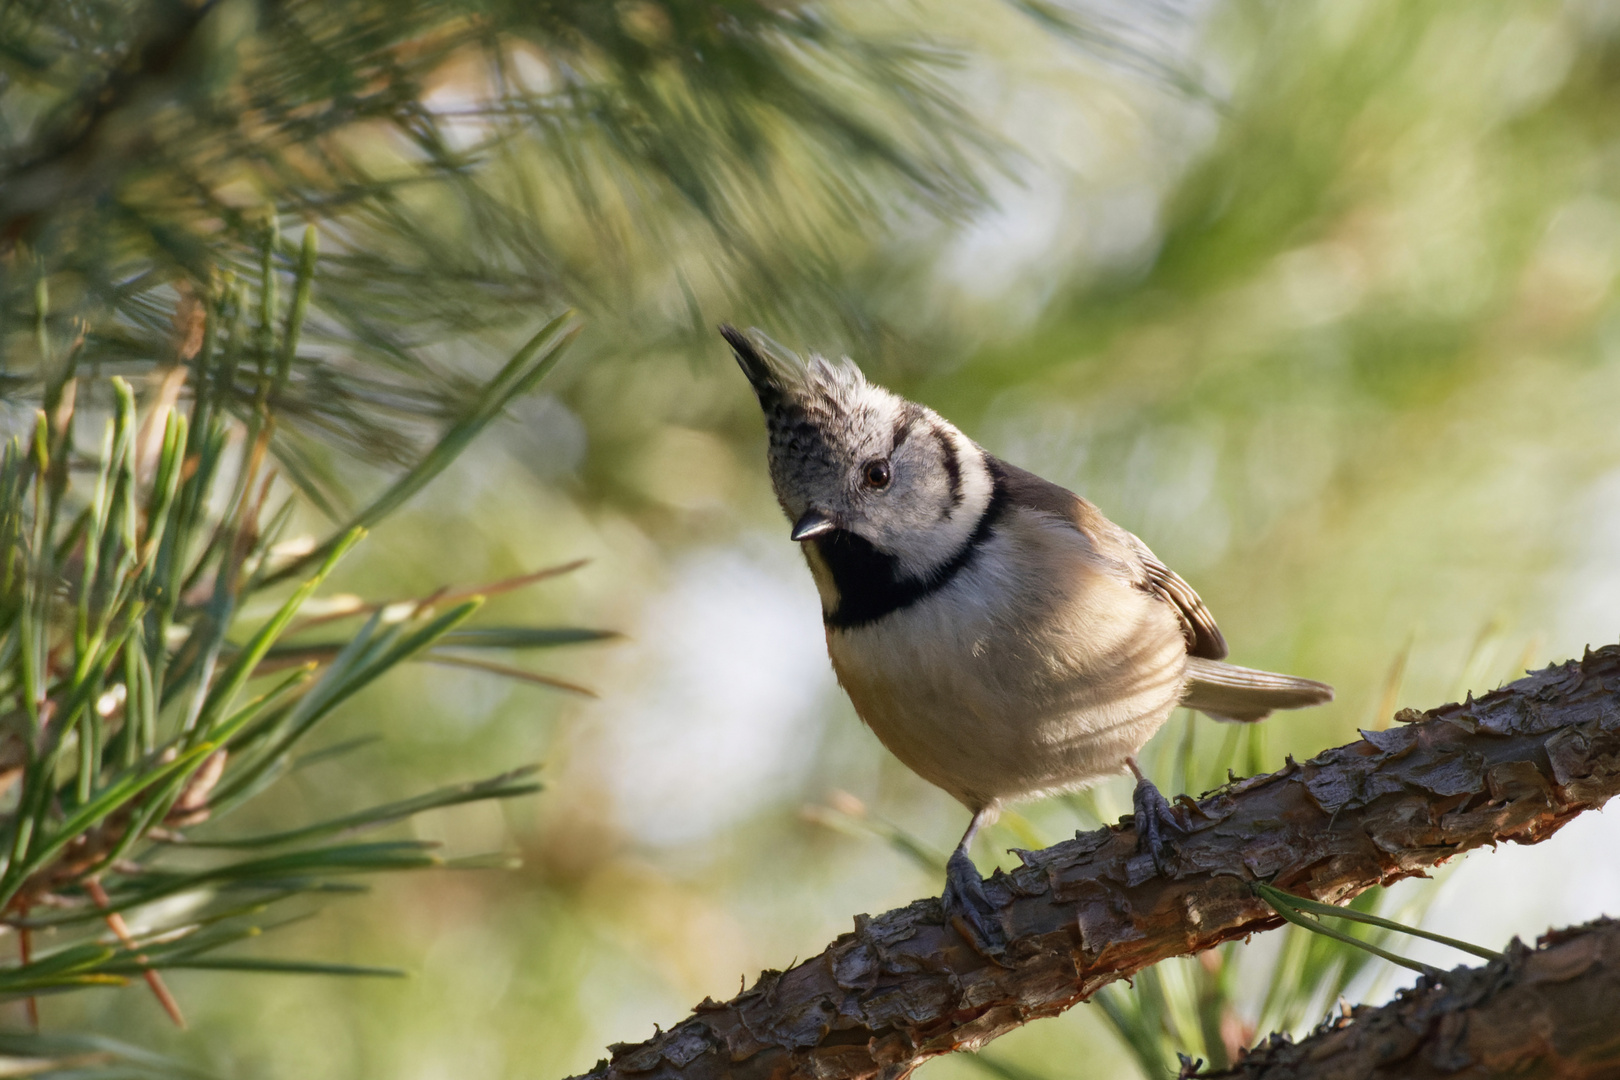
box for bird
[721,324,1333,950]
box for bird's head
[722,325,994,590]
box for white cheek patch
[781,366,996,585]
[889,425,994,581]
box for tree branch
[1193,917,1620,1078]
[573,643,1620,1080]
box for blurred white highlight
[598,539,836,848]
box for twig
[283,559,591,637]
[420,653,597,697]
[85,878,186,1028]
[573,644,1620,1080]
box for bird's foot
[943,848,1008,955]
[1131,773,1187,876]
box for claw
[941,807,1008,955]
[942,847,1008,954]
[1130,767,1186,876]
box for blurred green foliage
[6,0,1620,1077]
[0,232,608,1073]
[0,0,989,419]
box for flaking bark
[1195,917,1620,1079]
[575,644,1620,1080]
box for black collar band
[815,468,1008,630]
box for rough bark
[574,645,1620,1080]
[1195,918,1620,1079]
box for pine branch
[0,0,217,234]
[1192,917,1620,1079]
[575,645,1620,1080]
[0,0,999,407]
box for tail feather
[1182,657,1333,723]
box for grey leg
[1128,756,1184,875]
[942,806,1007,953]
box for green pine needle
[1250,881,1497,979]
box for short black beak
[790,508,837,542]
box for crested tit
[722,326,1333,949]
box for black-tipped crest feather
[720,324,779,405]
[721,324,813,409]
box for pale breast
[825,508,1190,810]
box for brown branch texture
[577,644,1620,1080]
[1198,917,1620,1079]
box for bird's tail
[1181,657,1333,723]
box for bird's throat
[809,479,1008,630]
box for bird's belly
[827,581,1189,810]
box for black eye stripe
[891,406,922,451]
[934,426,963,507]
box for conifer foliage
[0,0,993,1072]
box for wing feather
[1137,553,1228,660]
[989,457,1228,659]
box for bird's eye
[863,459,892,489]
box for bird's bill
[790,508,837,541]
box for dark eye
[862,459,892,489]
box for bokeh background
[12,0,1620,1075]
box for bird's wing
[1132,549,1228,660]
[989,457,1229,660]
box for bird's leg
[942,806,1007,953]
[1128,756,1185,876]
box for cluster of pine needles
[0,242,609,1074]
